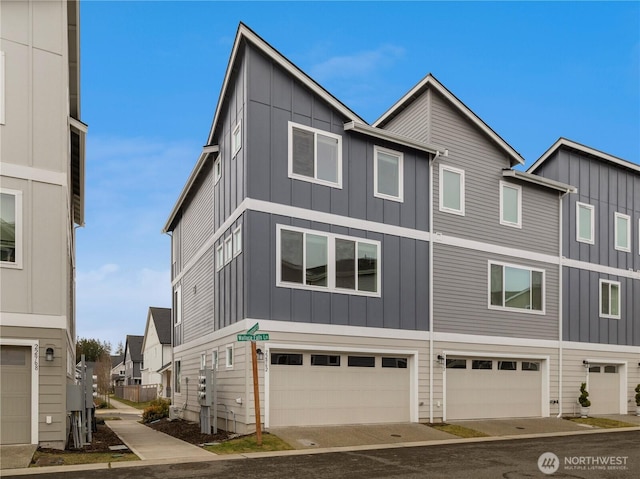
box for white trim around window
[0,51,5,125]
[232,122,242,157]
[173,285,182,325]
[211,348,219,371]
[216,244,224,271]
[233,225,242,257]
[225,344,234,369]
[214,154,222,184]
[174,358,182,394]
[0,188,23,269]
[439,164,465,216]
[499,181,522,228]
[276,224,381,297]
[224,236,233,264]
[614,212,630,252]
[374,146,403,202]
[488,260,545,314]
[599,279,621,319]
[288,121,343,188]
[576,201,595,245]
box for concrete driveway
[449,417,589,437]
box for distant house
[141,307,172,398]
[110,355,125,389]
[123,335,144,386]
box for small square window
[500,181,521,228]
[439,165,464,215]
[614,212,630,252]
[374,146,403,202]
[216,244,224,271]
[599,279,621,319]
[232,122,242,157]
[225,344,234,368]
[233,226,242,257]
[576,202,595,244]
[224,236,233,264]
[214,155,222,184]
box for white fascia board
[344,121,447,155]
[206,24,364,146]
[502,169,577,194]
[373,74,525,166]
[162,145,219,233]
[528,138,640,174]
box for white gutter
[502,169,577,194]
[344,121,448,156]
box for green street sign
[237,334,254,341]
[247,322,260,335]
[254,333,270,341]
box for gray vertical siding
[245,44,430,231]
[563,268,639,346]
[245,211,430,331]
[214,218,245,330]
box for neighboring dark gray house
[529,138,640,415]
[123,335,143,386]
[162,23,639,433]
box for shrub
[578,382,591,408]
[142,398,171,423]
[635,384,640,407]
[95,399,109,409]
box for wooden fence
[115,384,158,403]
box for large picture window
[599,279,620,319]
[576,202,595,244]
[489,261,544,313]
[0,189,22,268]
[278,225,380,296]
[288,122,342,188]
[439,165,464,215]
[374,146,403,202]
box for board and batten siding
[537,149,640,271]
[245,44,430,231]
[433,243,559,340]
[563,267,640,346]
[214,218,245,330]
[245,211,430,331]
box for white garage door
[588,365,620,415]
[269,351,410,427]
[0,346,32,444]
[446,357,542,420]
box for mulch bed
[37,423,124,455]
[145,418,232,445]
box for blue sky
[77,1,640,349]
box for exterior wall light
[582,360,589,368]
[437,354,445,365]
[45,347,54,362]
[256,349,264,361]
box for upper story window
[439,165,464,215]
[216,244,224,271]
[576,202,595,244]
[277,225,380,296]
[599,279,620,319]
[173,285,182,325]
[233,225,242,257]
[614,212,630,252]
[231,122,242,157]
[288,121,342,188]
[489,261,544,313]
[214,154,222,184]
[1,189,22,268]
[224,236,233,264]
[374,146,403,202]
[500,182,522,228]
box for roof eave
[502,169,577,194]
[344,121,448,156]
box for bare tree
[94,350,113,404]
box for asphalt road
[7,430,639,479]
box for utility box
[198,368,214,407]
[67,384,83,411]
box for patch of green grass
[430,423,489,438]
[203,433,293,454]
[568,417,636,429]
[111,397,154,409]
[30,451,138,467]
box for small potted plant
[635,384,640,416]
[578,382,591,418]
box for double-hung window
[489,261,544,313]
[216,244,224,271]
[439,165,464,215]
[224,236,233,264]
[277,225,380,296]
[374,146,403,202]
[288,121,342,188]
[233,226,242,257]
[614,212,630,252]
[599,279,620,319]
[231,122,242,157]
[576,202,595,244]
[0,189,22,268]
[500,181,522,228]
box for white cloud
[310,44,405,82]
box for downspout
[557,189,570,418]
[428,151,438,423]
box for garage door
[0,346,32,444]
[446,357,542,420]
[588,365,620,415]
[269,351,410,427]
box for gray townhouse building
[163,23,640,433]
